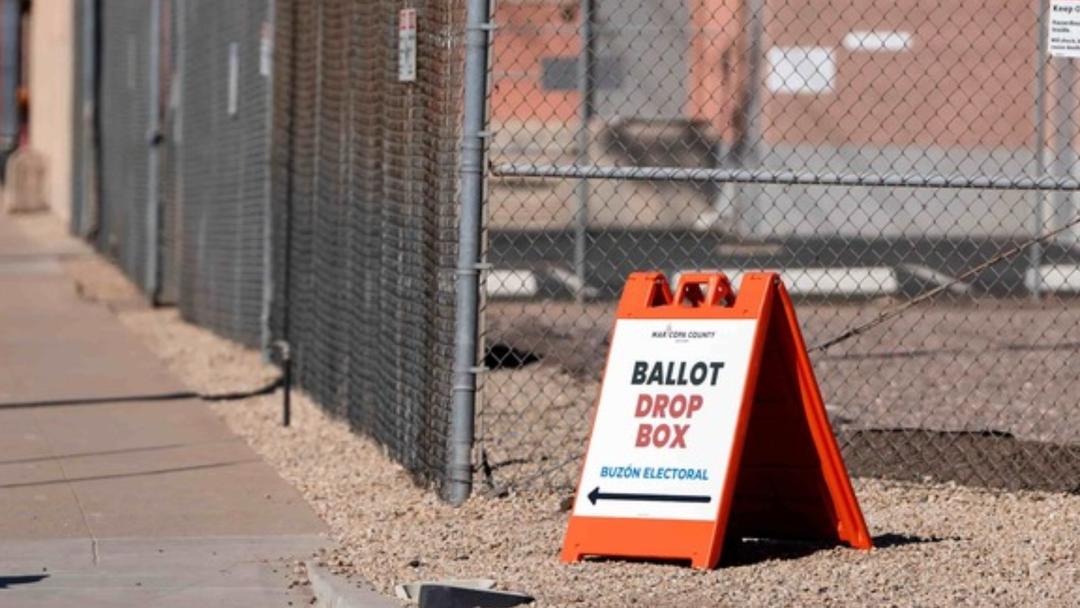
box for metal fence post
[1052,49,1078,245]
[573,0,593,301]
[260,0,276,356]
[145,0,162,299]
[76,0,99,237]
[1031,0,1049,298]
[732,0,765,237]
[0,0,19,157]
[448,0,493,505]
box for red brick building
[490,0,1038,151]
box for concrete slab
[0,483,90,540]
[0,536,324,607]
[14,565,286,589]
[27,401,236,455]
[0,214,329,605]
[94,535,327,567]
[72,459,322,538]
[0,214,92,258]
[307,562,398,608]
[0,258,62,276]
[0,409,53,460]
[52,438,250,480]
[0,457,72,488]
[0,539,95,571]
[1,587,311,608]
[0,277,185,401]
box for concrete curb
[306,562,399,608]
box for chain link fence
[269,0,464,493]
[88,0,465,494]
[478,0,1080,494]
[83,0,1080,499]
[175,0,273,345]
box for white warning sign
[572,318,757,521]
[1050,0,1080,58]
[398,9,417,82]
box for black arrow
[587,486,711,505]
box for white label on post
[259,22,273,77]
[398,9,417,83]
[227,42,239,116]
[571,318,758,521]
[1050,0,1080,58]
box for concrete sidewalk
[0,215,328,606]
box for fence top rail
[491,163,1080,191]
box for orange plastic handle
[673,272,735,308]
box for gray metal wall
[97,0,153,289]
[70,0,95,238]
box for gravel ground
[485,300,1080,443]
[482,300,1080,491]
[61,250,1080,606]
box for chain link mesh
[175,0,273,346]
[269,0,464,492]
[88,0,1080,499]
[479,0,1080,494]
[70,0,90,237]
[157,0,181,305]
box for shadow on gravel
[871,533,962,549]
[0,574,49,589]
[721,538,837,567]
[576,533,956,569]
[483,343,542,370]
[722,532,955,567]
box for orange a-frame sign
[561,271,872,569]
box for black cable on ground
[0,376,284,411]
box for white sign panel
[398,9,417,82]
[766,46,835,95]
[572,318,758,521]
[1050,0,1080,58]
[842,31,912,53]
